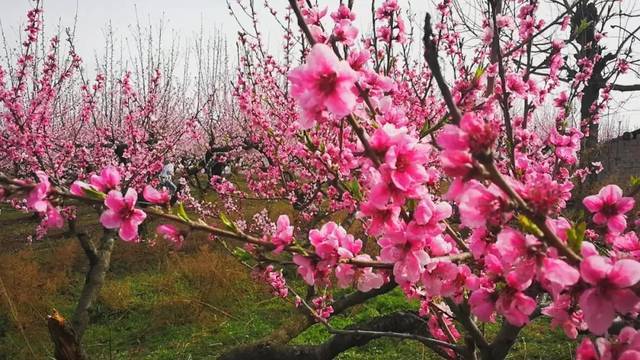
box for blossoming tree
[0,2,233,355]
[3,0,640,359]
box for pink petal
[277,215,290,229]
[609,259,640,288]
[46,207,64,229]
[543,258,580,288]
[608,215,627,234]
[583,195,603,213]
[129,209,147,226]
[70,181,88,196]
[579,288,616,335]
[599,184,623,204]
[307,43,339,71]
[325,88,356,117]
[437,125,468,150]
[619,350,640,360]
[580,256,612,285]
[104,191,125,212]
[100,166,121,189]
[100,210,122,229]
[119,220,139,242]
[143,185,163,203]
[390,170,412,191]
[611,288,640,314]
[593,212,608,225]
[617,197,636,214]
[31,199,49,213]
[123,188,138,207]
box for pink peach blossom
[156,224,183,247]
[272,214,294,253]
[583,185,635,234]
[143,185,170,205]
[100,188,147,241]
[89,166,121,192]
[288,44,358,129]
[26,171,51,213]
[378,226,429,284]
[579,256,640,335]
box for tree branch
[71,229,115,338]
[218,311,454,360]
[423,13,462,125]
[610,83,640,92]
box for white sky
[0,1,431,58]
[1,0,639,132]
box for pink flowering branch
[0,172,471,271]
[478,155,583,264]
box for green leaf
[303,131,317,151]
[83,187,106,201]
[575,19,591,37]
[567,221,586,254]
[419,121,431,138]
[405,198,417,213]
[474,65,485,81]
[232,247,253,262]
[219,212,237,232]
[630,176,640,188]
[517,214,544,237]
[420,115,447,139]
[344,179,362,201]
[175,202,190,222]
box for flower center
[318,71,338,94]
[601,203,618,217]
[396,155,409,171]
[119,206,134,220]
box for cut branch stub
[47,309,87,360]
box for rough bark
[218,283,399,359]
[71,229,115,338]
[481,322,523,360]
[47,309,88,360]
[218,311,433,360]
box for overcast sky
[2,0,639,132]
[1,1,432,57]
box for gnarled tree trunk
[48,225,115,359]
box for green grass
[0,202,577,360]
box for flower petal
[104,190,125,212]
[610,259,640,288]
[579,288,615,335]
[119,220,139,242]
[580,256,612,285]
[583,195,603,213]
[100,210,122,229]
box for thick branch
[610,83,640,92]
[69,220,97,263]
[218,311,451,360]
[332,282,397,313]
[71,230,115,338]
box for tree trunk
[48,226,115,359]
[72,229,115,338]
[47,309,88,360]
